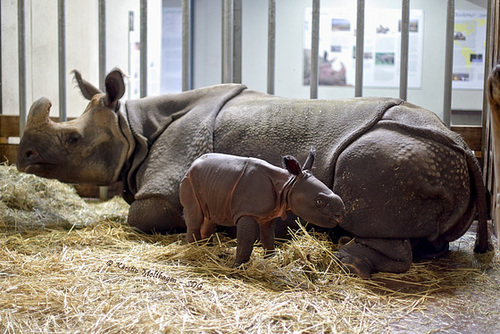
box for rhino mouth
[20,163,57,176]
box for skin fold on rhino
[16,68,492,277]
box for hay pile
[1,164,499,333]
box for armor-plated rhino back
[214,90,403,188]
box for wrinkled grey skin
[180,150,345,266]
[17,69,491,277]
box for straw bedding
[1,164,499,333]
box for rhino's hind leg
[128,197,185,234]
[260,221,276,258]
[337,238,412,278]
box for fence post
[18,0,27,137]
[140,0,147,97]
[354,0,365,97]
[182,0,192,91]
[267,0,276,95]
[442,0,454,127]
[58,0,67,122]
[310,0,320,99]
[399,0,410,101]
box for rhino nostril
[26,150,39,159]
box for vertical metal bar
[0,2,2,115]
[182,0,192,91]
[140,0,148,97]
[222,0,233,83]
[442,0,454,127]
[354,0,365,97]
[399,0,410,101]
[310,0,320,99]
[98,0,106,91]
[267,0,276,95]
[18,0,27,136]
[233,0,242,84]
[98,0,108,201]
[58,0,67,122]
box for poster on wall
[303,8,424,88]
[452,10,487,90]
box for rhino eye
[315,197,325,208]
[66,135,80,145]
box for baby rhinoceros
[179,149,345,266]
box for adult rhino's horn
[26,97,52,127]
[72,70,102,100]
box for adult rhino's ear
[26,97,52,127]
[282,155,302,176]
[302,147,316,171]
[72,70,102,100]
[104,68,126,109]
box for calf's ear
[104,68,126,109]
[72,70,102,100]
[302,147,316,171]
[282,155,302,176]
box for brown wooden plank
[0,143,19,164]
[0,115,76,139]
[451,125,482,151]
[0,115,21,138]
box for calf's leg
[234,216,260,267]
[260,221,276,258]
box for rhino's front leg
[128,196,186,234]
[336,238,412,278]
[233,216,260,267]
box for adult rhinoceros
[17,69,491,277]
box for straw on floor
[0,164,498,333]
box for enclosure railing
[7,0,495,134]
[0,0,497,202]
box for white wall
[1,0,488,121]
[193,0,488,121]
[0,0,161,118]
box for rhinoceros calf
[180,150,345,266]
[17,68,492,277]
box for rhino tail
[465,150,493,253]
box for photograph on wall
[303,8,424,88]
[452,10,487,90]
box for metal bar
[140,0,147,97]
[232,0,242,84]
[182,0,192,91]
[399,0,410,101]
[18,0,27,136]
[267,0,276,94]
[98,0,108,201]
[0,2,2,115]
[98,0,106,91]
[58,0,67,122]
[310,0,320,99]
[442,0,454,127]
[354,0,365,97]
[222,0,233,83]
